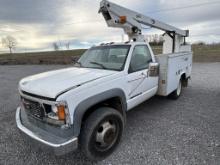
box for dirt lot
[0,63,220,165]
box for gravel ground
[0,63,220,165]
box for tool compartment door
[156,52,192,96]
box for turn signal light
[119,16,127,24]
[57,105,66,120]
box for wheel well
[81,97,124,123]
[181,73,186,80]
[181,73,188,87]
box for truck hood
[19,67,117,99]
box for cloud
[0,0,64,24]
[0,0,220,53]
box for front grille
[21,97,45,120]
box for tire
[80,107,124,161]
[169,78,182,100]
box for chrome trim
[16,107,78,150]
[19,89,57,105]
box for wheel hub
[104,129,116,144]
[96,121,116,148]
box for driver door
[126,45,158,109]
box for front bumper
[16,107,78,155]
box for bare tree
[2,36,17,54]
[65,42,70,50]
[53,42,59,51]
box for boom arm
[99,0,189,43]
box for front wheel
[80,107,124,161]
[169,79,182,99]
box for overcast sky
[0,0,220,53]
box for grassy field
[0,49,86,65]
[0,44,220,65]
[152,44,220,62]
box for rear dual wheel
[169,78,183,99]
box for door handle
[141,72,148,77]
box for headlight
[51,104,66,120]
[51,105,58,113]
[47,101,71,127]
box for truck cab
[76,42,159,110]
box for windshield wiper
[90,61,107,69]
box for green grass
[151,44,220,62]
[0,44,220,65]
[191,44,220,62]
[0,49,86,65]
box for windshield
[76,45,131,71]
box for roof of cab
[99,41,148,46]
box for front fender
[73,88,127,136]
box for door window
[129,45,152,73]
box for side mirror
[72,56,78,64]
[148,62,159,77]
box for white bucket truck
[16,0,192,161]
